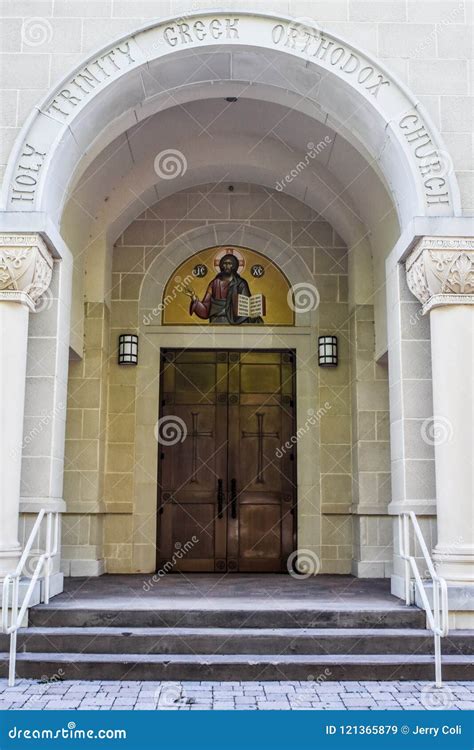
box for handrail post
[400,513,412,605]
[434,580,442,687]
[404,514,411,604]
[8,574,20,687]
[8,629,17,687]
[398,511,449,685]
[44,512,52,604]
[1,510,60,687]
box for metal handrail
[399,511,449,686]
[1,510,60,686]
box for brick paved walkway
[0,680,473,710]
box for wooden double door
[157,349,296,572]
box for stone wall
[62,302,109,575]
[350,305,392,577]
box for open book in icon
[237,293,266,318]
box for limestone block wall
[350,305,392,577]
[386,262,437,597]
[316,248,353,574]
[104,297,138,573]
[62,302,109,575]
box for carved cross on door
[189,412,213,483]
[242,412,279,484]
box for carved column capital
[406,236,474,314]
[0,233,53,311]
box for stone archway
[1,11,460,226]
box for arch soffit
[81,134,374,251]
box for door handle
[231,478,237,519]
[217,478,224,519]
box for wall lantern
[318,335,338,367]
[118,334,138,365]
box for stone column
[406,237,474,588]
[0,234,53,578]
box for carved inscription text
[11,143,47,204]
[163,18,240,46]
[44,42,136,120]
[399,113,450,207]
[271,23,390,98]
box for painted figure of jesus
[184,254,263,325]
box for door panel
[227,352,296,572]
[157,349,296,572]
[158,351,227,572]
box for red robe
[190,277,236,319]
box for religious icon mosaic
[162,246,295,326]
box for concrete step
[12,595,470,681]
[28,606,426,629]
[0,651,472,682]
[2,627,473,656]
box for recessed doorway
[156,349,297,572]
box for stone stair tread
[27,607,426,629]
[11,626,473,639]
[2,652,472,664]
[31,602,416,611]
[2,649,471,680]
[10,581,471,680]
[5,626,471,658]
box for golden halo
[213,246,246,273]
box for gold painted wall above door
[162,246,295,326]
